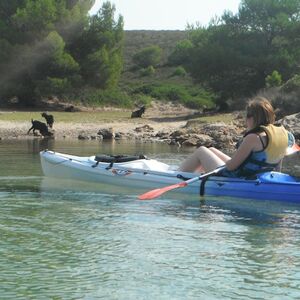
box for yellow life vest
[260,124,289,164]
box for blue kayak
[40,150,300,203]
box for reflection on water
[0,139,300,299]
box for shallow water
[1,139,300,299]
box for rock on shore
[278,113,300,140]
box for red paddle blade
[286,144,300,156]
[138,181,187,200]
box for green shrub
[273,91,300,116]
[132,94,153,107]
[72,88,133,108]
[258,87,300,116]
[265,70,282,88]
[36,77,71,96]
[132,83,215,109]
[133,45,162,68]
[172,66,187,77]
[168,39,193,66]
[281,74,300,93]
[140,65,155,76]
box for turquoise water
[0,139,300,299]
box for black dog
[41,112,54,128]
[28,120,53,137]
[131,105,145,118]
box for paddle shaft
[138,166,225,200]
[184,168,224,185]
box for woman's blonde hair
[246,96,275,128]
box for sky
[89,0,241,30]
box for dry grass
[0,111,132,123]
[0,110,235,124]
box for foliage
[75,2,124,89]
[280,74,300,93]
[123,30,187,69]
[271,74,300,114]
[265,70,282,87]
[133,45,162,68]
[173,0,300,109]
[71,87,132,107]
[272,89,300,115]
[36,77,71,97]
[133,83,215,109]
[140,65,155,76]
[248,86,300,116]
[172,66,187,77]
[0,1,124,105]
[131,94,153,107]
[168,39,193,66]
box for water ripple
[1,140,300,299]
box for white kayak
[40,150,300,203]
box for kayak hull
[40,150,300,203]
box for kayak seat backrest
[94,154,147,163]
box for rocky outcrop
[167,122,243,151]
[94,121,244,151]
[91,113,299,150]
[97,128,115,140]
[278,113,300,140]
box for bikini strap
[258,134,267,149]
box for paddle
[286,143,300,155]
[138,165,225,200]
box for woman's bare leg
[179,146,226,172]
[209,147,231,162]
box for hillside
[121,30,193,91]
[118,30,215,111]
[123,30,187,70]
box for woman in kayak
[179,97,295,177]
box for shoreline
[1,111,299,154]
[0,119,188,140]
[0,102,199,141]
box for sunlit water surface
[0,139,300,299]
